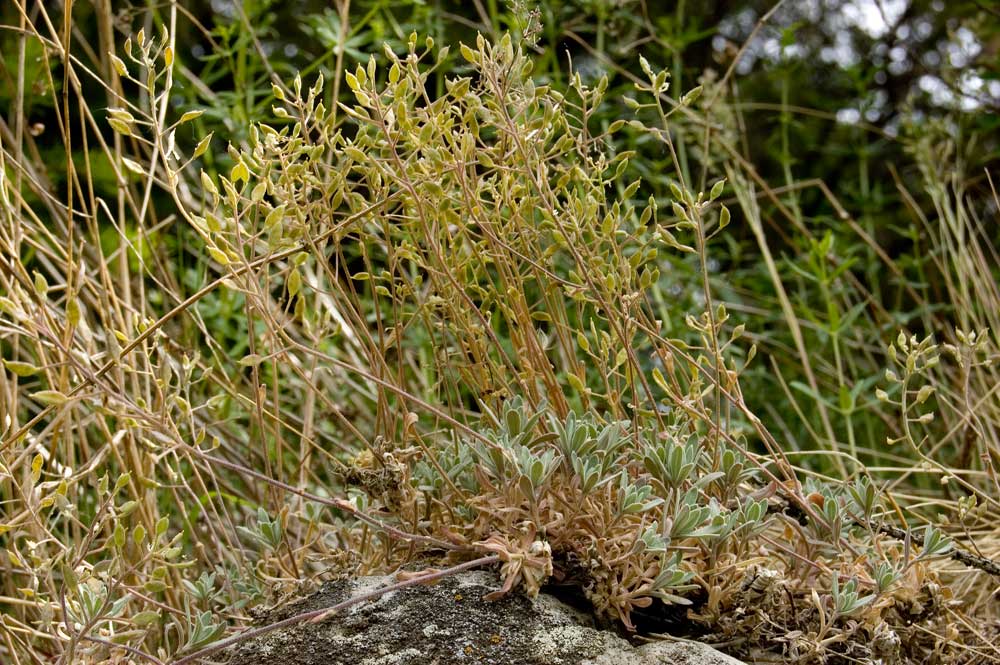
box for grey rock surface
[225,570,745,665]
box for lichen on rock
[225,571,745,665]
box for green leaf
[567,373,585,393]
[143,580,168,593]
[230,161,249,184]
[133,610,161,626]
[838,384,852,412]
[193,132,213,158]
[31,454,43,483]
[265,204,286,230]
[110,54,128,76]
[108,118,133,136]
[122,158,144,174]
[31,390,68,406]
[207,246,230,266]
[4,360,40,377]
[239,354,264,367]
[651,367,669,393]
[119,500,139,518]
[680,86,702,106]
[178,109,205,125]
[287,269,302,297]
[201,170,218,197]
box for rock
[225,570,745,665]
[621,642,749,665]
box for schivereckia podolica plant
[0,16,996,665]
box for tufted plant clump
[198,32,973,662]
[1,14,994,665]
[411,398,762,628]
[397,398,962,663]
